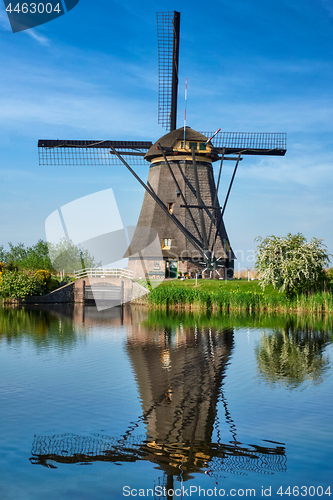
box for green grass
[146,279,333,314]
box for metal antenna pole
[183,78,187,144]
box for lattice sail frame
[156,11,180,131]
[38,140,152,166]
[204,131,287,155]
[38,132,286,165]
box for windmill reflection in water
[30,311,287,494]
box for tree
[24,240,54,271]
[0,240,54,271]
[255,233,330,298]
[0,245,6,263]
[48,238,100,274]
[7,242,27,264]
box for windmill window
[199,142,207,150]
[162,238,172,250]
[168,202,174,214]
[189,142,197,150]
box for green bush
[0,271,44,299]
[35,269,52,284]
[35,269,56,294]
[59,275,74,287]
[48,277,61,292]
[5,261,19,272]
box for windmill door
[165,260,178,279]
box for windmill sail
[38,132,286,166]
[157,11,180,131]
[38,140,152,166]
[204,131,287,156]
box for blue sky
[1,0,333,269]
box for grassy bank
[147,279,333,314]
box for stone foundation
[22,277,149,305]
[24,282,75,304]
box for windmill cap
[144,127,219,162]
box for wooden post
[121,280,124,303]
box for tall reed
[148,285,333,314]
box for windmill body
[126,127,234,279]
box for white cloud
[237,153,333,188]
[0,39,160,140]
[25,29,50,46]
[0,91,158,141]
[191,96,333,136]
[0,6,50,45]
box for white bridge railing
[74,268,134,280]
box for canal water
[0,305,332,500]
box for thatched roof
[145,127,216,162]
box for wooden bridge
[24,270,148,305]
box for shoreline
[2,296,333,315]
[1,279,333,315]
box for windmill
[38,11,287,280]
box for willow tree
[255,233,330,298]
